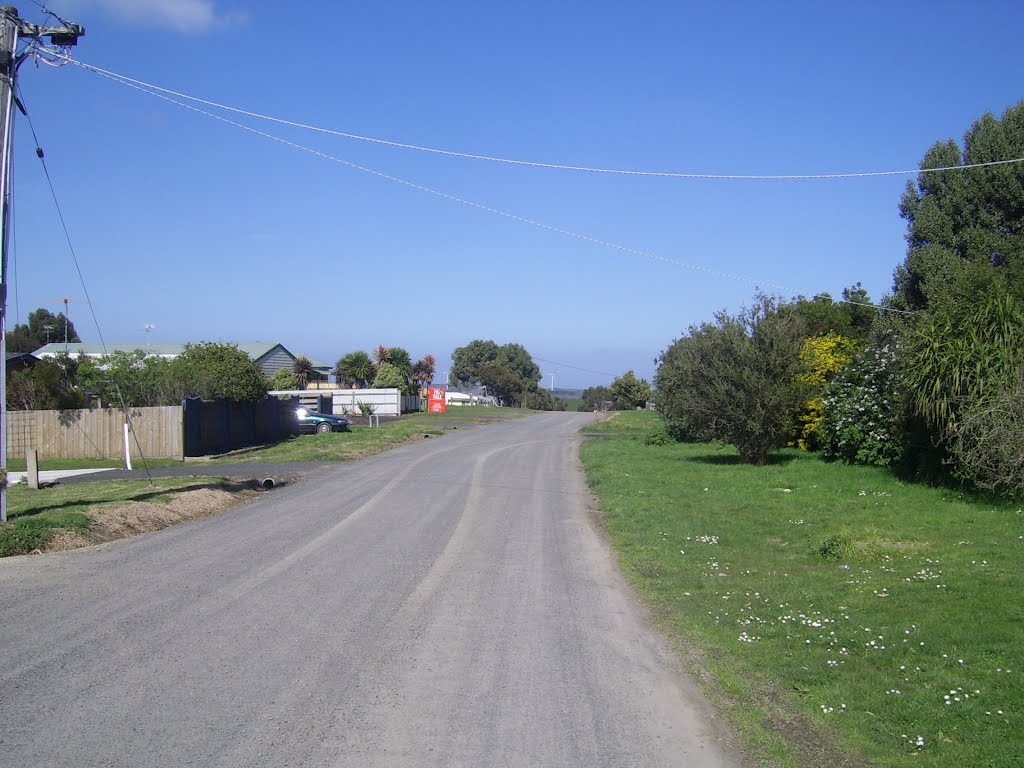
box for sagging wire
[532,357,616,379]
[63,59,909,317]
[41,48,1024,182]
[15,79,156,485]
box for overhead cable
[532,357,617,379]
[18,85,156,483]
[44,49,1024,182]
[65,63,910,317]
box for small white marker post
[26,449,39,490]
[123,423,132,470]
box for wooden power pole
[0,6,83,521]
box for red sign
[428,387,447,413]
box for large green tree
[889,101,1024,494]
[793,284,875,343]
[77,350,179,407]
[174,342,268,403]
[610,371,651,410]
[655,295,809,464]
[450,340,541,393]
[580,385,613,412]
[894,100,1024,311]
[450,340,501,387]
[6,307,81,353]
[476,361,524,406]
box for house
[31,341,331,382]
[5,351,40,374]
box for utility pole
[0,6,84,521]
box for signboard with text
[428,387,447,413]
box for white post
[123,423,133,470]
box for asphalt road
[0,412,741,767]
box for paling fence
[6,406,184,460]
[6,396,303,461]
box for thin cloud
[49,1,243,33]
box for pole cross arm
[17,22,85,46]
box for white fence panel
[270,388,420,416]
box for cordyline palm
[905,291,1024,431]
[292,355,314,391]
[335,350,374,388]
[372,345,391,367]
[410,354,436,388]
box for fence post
[26,449,39,490]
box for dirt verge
[44,483,261,553]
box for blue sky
[8,1,1024,388]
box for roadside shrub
[372,362,407,391]
[644,426,674,446]
[356,401,377,416]
[0,525,50,557]
[820,342,907,467]
[791,332,857,451]
[655,294,809,464]
[816,533,853,562]
[901,288,1024,489]
[945,368,1024,497]
[267,368,297,391]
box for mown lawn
[581,411,1022,768]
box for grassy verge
[580,411,1022,768]
[198,406,531,464]
[6,456,216,472]
[1,476,235,557]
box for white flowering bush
[819,343,907,467]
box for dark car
[296,408,350,434]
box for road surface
[0,412,741,767]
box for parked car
[296,408,350,434]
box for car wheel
[316,422,332,434]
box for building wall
[255,345,296,377]
[269,388,419,416]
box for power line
[18,85,155,484]
[45,49,1024,182]
[58,62,909,317]
[532,357,616,379]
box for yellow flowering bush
[792,332,857,450]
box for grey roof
[34,341,288,362]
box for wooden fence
[181,397,297,457]
[6,406,184,460]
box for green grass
[1,477,235,557]
[580,411,1023,768]
[6,455,217,472]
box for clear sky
[8,1,1024,388]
